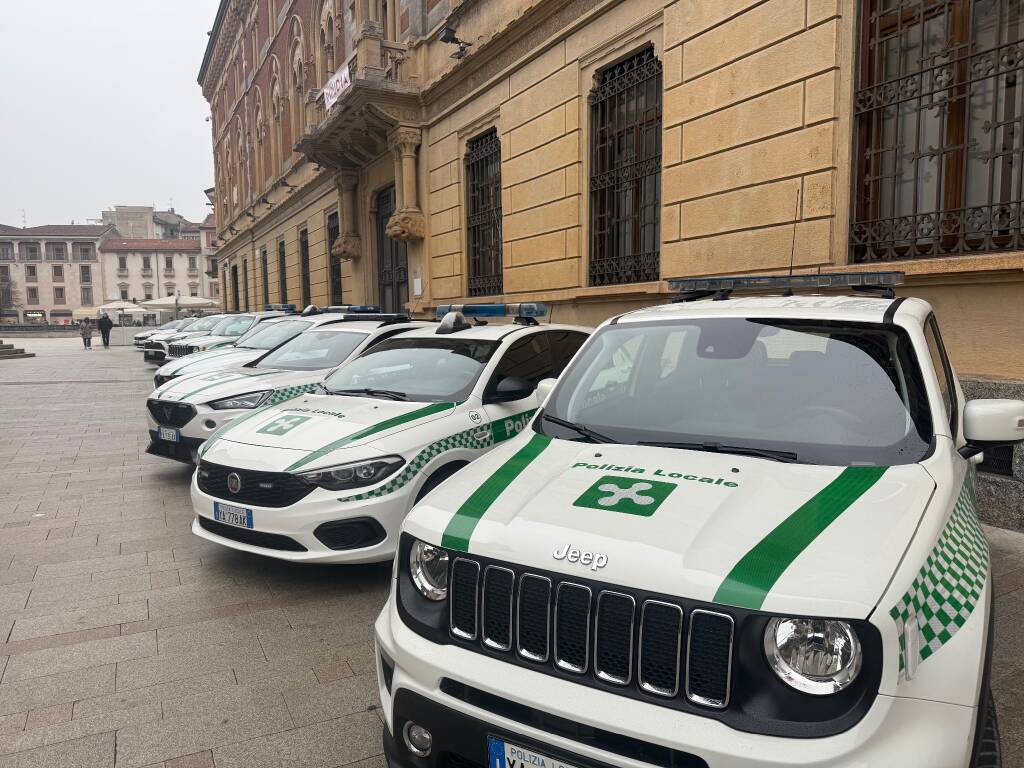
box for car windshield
[185,315,222,332]
[210,315,255,337]
[236,319,311,350]
[256,329,368,371]
[158,320,182,330]
[322,338,499,402]
[539,318,934,466]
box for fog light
[402,722,432,757]
[204,419,217,429]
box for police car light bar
[434,303,547,319]
[325,305,382,313]
[667,272,905,293]
[265,303,297,313]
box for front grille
[447,556,735,714]
[168,343,188,357]
[197,460,315,508]
[197,515,307,551]
[146,399,195,428]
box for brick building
[201,0,1024,513]
[0,224,112,324]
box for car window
[185,316,222,332]
[257,330,368,371]
[237,319,311,350]
[548,331,589,375]
[364,326,416,349]
[211,315,255,337]
[924,315,957,436]
[486,334,555,397]
[541,319,934,466]
[323,338,500,402]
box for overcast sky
[0,1,218,228]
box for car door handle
[473,430,490,441]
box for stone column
[385,126,424,241]
[332,171,362,260]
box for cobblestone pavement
[0,338,1022,767]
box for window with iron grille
[299,228,311,307]
[277,240,287,303]
[260,247,270,307]
[588,47,663,287]
[853,0,1024,262]
[465,129,503,297]
[327,211,342,305]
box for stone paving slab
[0,338,1023,767]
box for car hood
[188,334,238,350]
[200,394,458,470]
[158,347,252,377]
[134,330,157,340]
[151,367,291,402]
[405,437,936,618]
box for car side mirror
[487,376,536,403]
[535,377,557,405]
[960,399,1024,458]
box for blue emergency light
[434,303,547,319]
[668,272,904,293]
[325,305,381,313]
[264,303,297,313]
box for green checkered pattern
[890,473,989,674]
[264,383,319,406]
[338,421,495,502]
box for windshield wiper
[637,440,799,463]
[541,412,616,444]
[328,387,408,401]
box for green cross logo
[573,475,676,517]
[256,414,311,435]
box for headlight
[763,617,862,695]
[208,390,272,410]
[186,346,198,354]
[409,539,448,601]
[296,456,404,491]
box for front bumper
[143,347,166,362]
[190,473,410,564]
[374,599,978,768]
[145,405,246,449]
[146,430,204,464]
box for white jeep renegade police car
[375,274,1023,768]
[147,311,429,464]
[143,314,227,362]
[134,319,188,350]
[189,304,590,564]
[165,310,285,360]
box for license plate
[157,427,180,442]
[486,737,579,768]
[213,501,253,529]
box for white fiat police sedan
[147,312,429,464]
[375,274,1022,768]
[189,304,591,564]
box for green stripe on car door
[441,433,551,552]
[284,401,457,472]
[713,466,888,610]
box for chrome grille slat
[594,591,635,685]
[481,566,514,651]
[449,559,480,641]
[685,609,734,709]
[516,574,551,662]
[638,600,684,697]
[554,582,591,673]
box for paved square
[0,337,1021,766]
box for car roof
[391,322,591,342]
[614,295,933,326]
[304,320,430,334]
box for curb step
[0,353,34,360]
[0,344,13,350]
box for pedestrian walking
[78,318,94,350]
[97,313,113,348]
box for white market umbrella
[119,305,146,314]
[140,296,218,310]
[97,300,141,312]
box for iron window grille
[299,229,311,308]
[260,248,270,307]
[465,129,504,297]
[277,240,287,303]
[327,211,342,305]
[588,46,663,287]
[853,0,1024,262]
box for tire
[414,462,467,504]
[973,691,1001,768]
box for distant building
[0,223,112,324]
[98,238,208,304]
[198,212,220,303]
[101,206,202,241]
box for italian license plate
[213,501,253,529]
[486,737,579,768]
[157,427,180,443]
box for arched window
[253,91,266,191]
[270,59,284,177]
[289,19,306,144]
[317,2,335,86]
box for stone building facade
[0,224,112,324]
[98,239,208,304]
[202,0,1024,522]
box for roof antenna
[784,185,802,296]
